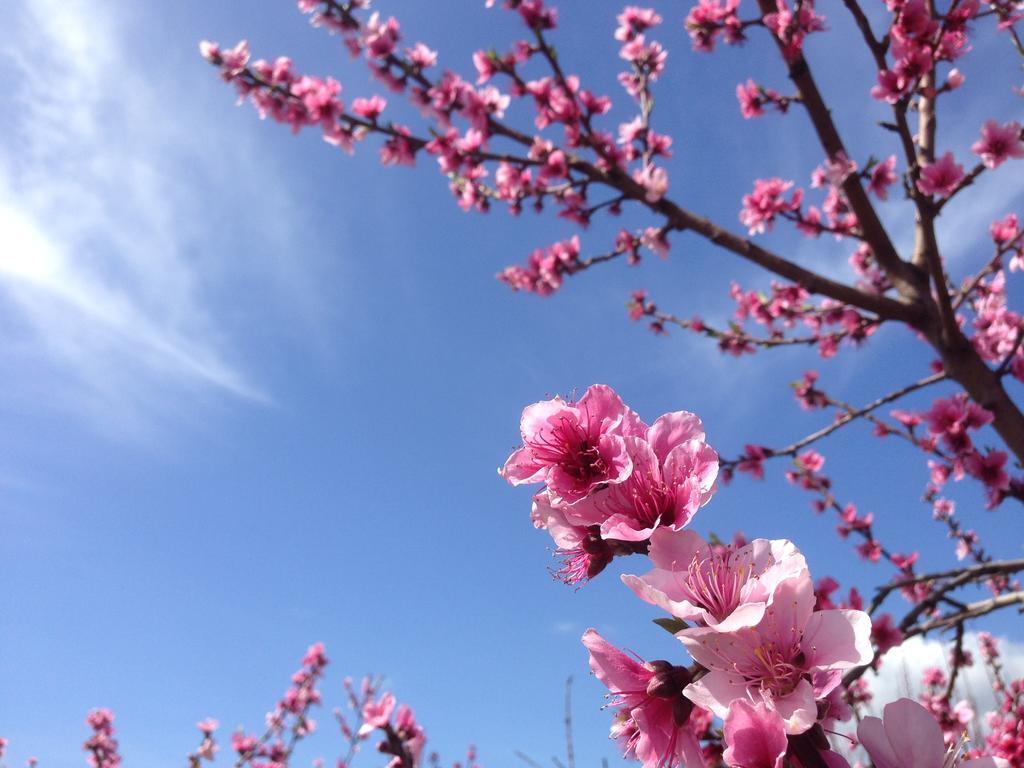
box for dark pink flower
[990,213,1020,246]
[971,121,1024,169]
[916,152,965,198]
[570,412,718,541]
[582,630,706,768]
[500,385,639,504]
[740,179,803,234]
[868,155,898,200]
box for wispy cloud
[0,1,330,439]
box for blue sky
[1,1,1023,767]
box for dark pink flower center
[528,416,608,482]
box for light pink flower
[500,385,642,505]
[570,412,718,541]
[634,164,670,202]
[680,574,872,734]
[622,530,807,632]
[916,152,965,198]
[582,630,705,768]
[359,692,396,735]
[971,121,1024,169]
[858,698,1008,768]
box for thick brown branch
[753,0,927,304]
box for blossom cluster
[500,384,718,582]
[500,385,1021,767]
[82,710,120,768]
[502,386,874,765]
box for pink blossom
[359,692,396,735]
[916,152,965,198]
[685,0,742,51]
[740,179,803,235]
[681,574,873,734]
[946,68,966,89]
[858,698,1007,767]
[615,7,663,42]
[362,13,400,59]
[634,164,670,202]
[737,445,767,480]
[582,629,706,768]
[762,0,827,59]
[569,411,719,541]
[622,530,808,632]
[352,95,387,120]
[531,492,615,583]
[721,699,788,768]
[868,156,898,201]
[736,80,786,119]
[405,43,437,69]
[499,384,639,504]
[990,213,1020,246]
[971,121,1024,169]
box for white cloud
[0,0,333,440]
[859,631,1024,719]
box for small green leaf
[653,617,689,635]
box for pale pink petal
[647,411,705,463]
[664,440,720,498]
[881,699,945,768]
[753,573,815,649]
[857,716,899,768]
[501,445,547,484]
[647,527,707,571]
[577,384,627,434]
[600,513,655,541]
[801,609,874,669]
[707,601,768,633]
[531,494,583,549]
[519,397,566,440]
[621,572,690,617]
[683,672,749,720]
[767,678,817,734]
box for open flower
[583,629,706,768]
[499,384,643,505]
[858,698,1008,768]
[680,574,872,734]
[622,530,808,632]
[570,412,718,541]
